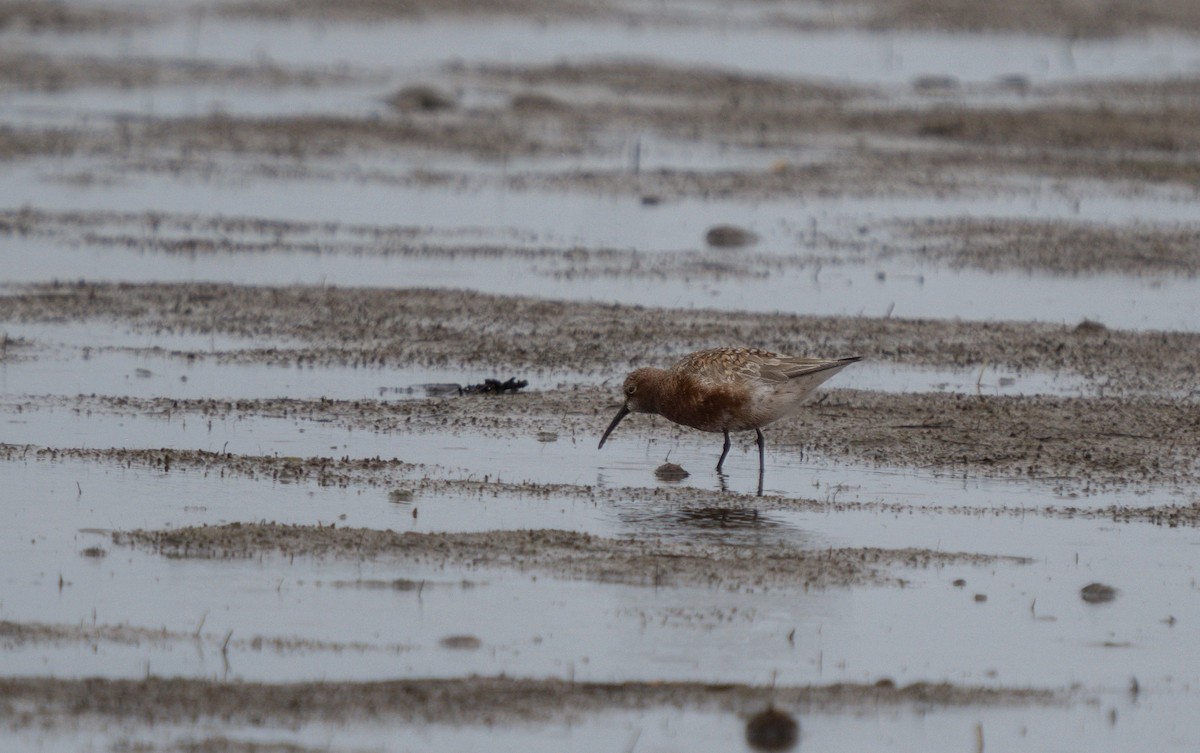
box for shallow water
[3,453,1198,749]
[1,398,1161,510]
[5,2,1200,749]
[5,241,1198,329]
[17,13,1200,87]
[6,170,1200,328]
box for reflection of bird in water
[676,506,761,528]
[614,502,805,550]
[599,348,861,494]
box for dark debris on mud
[459,377,529,394]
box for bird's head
[597,368,659,449]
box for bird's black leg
[755,429,765,497]
[716,429,731,472]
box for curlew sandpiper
[598,348,861,494]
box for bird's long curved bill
[597,405,631,449]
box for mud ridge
[6,441,1199,524]
[0,1,144,32]
[112,522,1025,590]
[9,53,1200,191]
[0,52,369,92]
[0,675,1060,727]
[0,619,411,655]
[900,217,1200,276]
[0,444,421,488]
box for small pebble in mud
[952,578,966,588]
[1074,318,1108,334]
[536,431,558,442]
[705,224,758,248]
[745,706,799,752]
[640,194,661,206]
[655,462,689,481]
[439,635,482,650]
[80,546,107,558]
[974,593,988,602]
[1081,582,1118,604]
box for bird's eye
[625,384,637,395]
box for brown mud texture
[2,0,1200,741]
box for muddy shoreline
[7,377,1199,492]
[113,521,1030,590]
[3,279,1199,497]
[0,619,413,655]
[7,205,1200,277]
[3,282,1199,393]
[8,47,1200,196]
[6,0,1200,35]
[0,675,1059,728]
[7,441,1199,525]
[3,1,1199,748]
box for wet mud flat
[0,674,1062,753]
[9,6,1200,199]
[3,281,1200,392]
[3,282,1200,502]
[109,521,1027,589]
[13,57,1200,198]
[0,675,1056,726]
[4,0,1200,750]
[7,432,1199,527]
[8,380,1200,497]
[0,617,416,655]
